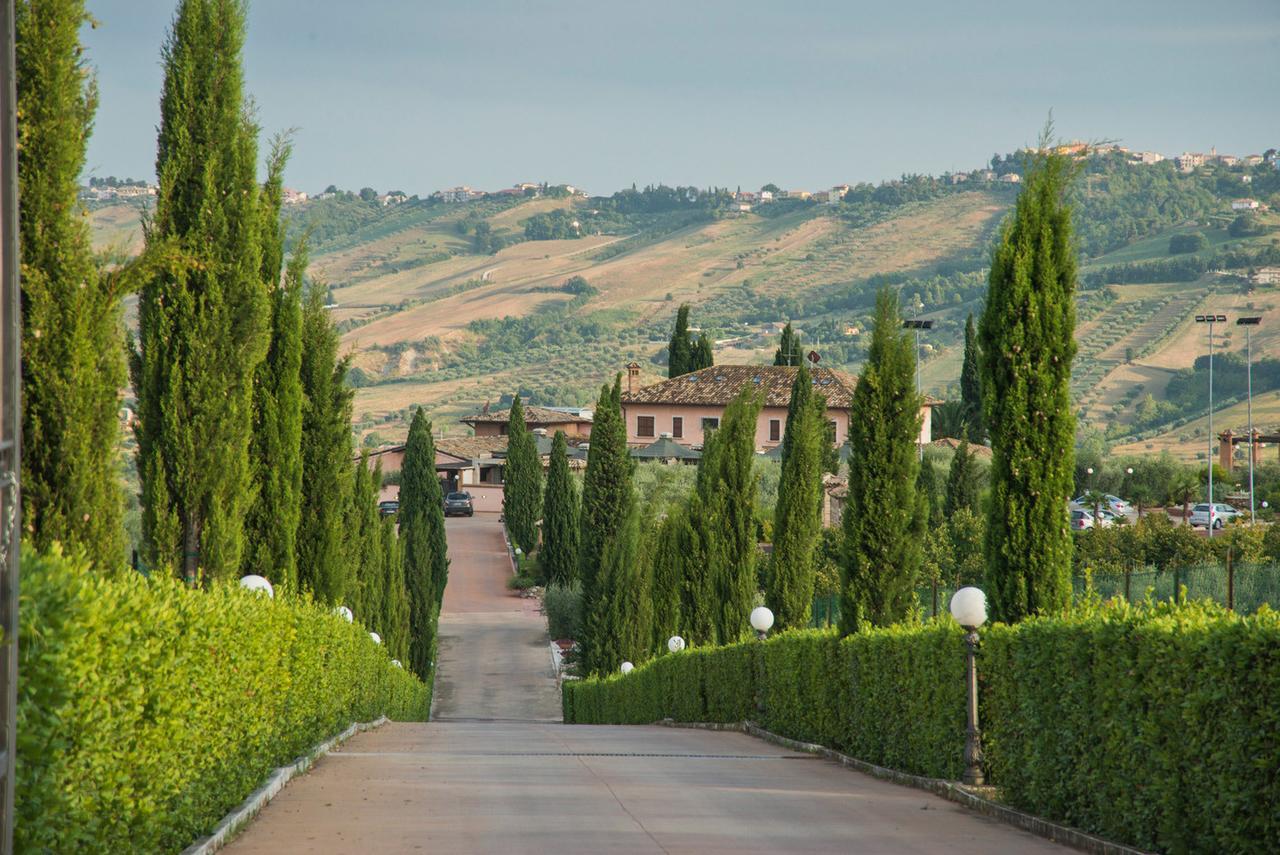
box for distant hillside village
[79,141,1278,209]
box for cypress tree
[242,153,304,588]
[840,288,925,634]
[583,498,653,675]
[578,377,633,667]
[347,454,384,627]
[297,279,353,603]
[680,494,716,645]
[692,388,761,643]
[917,455,944,528]
[944,441,980,519]
[401,408,448,677]
[16,0,126,569]
[540,431,580,585]
[693,333,714,371]
[501,396,541,554]
[769,369,825,630]
[980,142,1077,622]
[774,322,800,366]
[959,313,984,443]
[133,0,269,584]
[667,305,693,378]
[649,510,684,650]
[381,516,411,661]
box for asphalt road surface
[225,515,1066,854]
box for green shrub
[17,548,430,853]
[544,581,584,639]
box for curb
[181,716,390,855]
[659,719,1150,855]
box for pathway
[226,515,1066,854]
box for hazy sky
[81,0,1280,196]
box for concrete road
[226,516,1066,854]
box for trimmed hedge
[564,601,1280,852]
[17,549,431,853]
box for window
[672,416,683,438]
[701,417,720,432]
[769,419,781,442]
[828,419,839,445]
[637,415,655,438]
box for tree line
[16,0,445,678]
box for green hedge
[17,549,431,853]
[564,601,1280,852]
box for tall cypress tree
[16,0,126,568]
[774,322,800,366]
[502,396,541,554]
[401,407,448,677]
[296,280,352,603]
[769,367,825,630]
[540,431,580,585]
[692,388,761,644]
[649,510,685,650]
[347,454,384,627]
[917,455,944,528]
[667,305,693,378]
[242,151,304,588]
[980,142,1077,623]
[944,441,980,519]
[693,333,714,371]
[840,288,925,634]
[133,0,269,584]
[959,313,984,443]
[381,515,410,661]
[578,377,633,666]
[584,498,653,675]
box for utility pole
[1238,317,1261,525]
[1194,314,1226,536]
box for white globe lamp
[620,661,634,674]
[239,575,274,598]
[335,605,353,623]
[370,631,382,645]
[949,586,987,629]
[667,635,685,654]
[391,659,402,668]
[750,606,775,640]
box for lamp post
[750,606,775,641]
[949,586,988,786]
[1238,317,1261,525]
[1195,314,1227,537]
[903,319,934,461]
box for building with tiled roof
[621,363,939,452]
[461,404,592,438]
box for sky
[80,0,1280,197]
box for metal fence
[811,562,1280,627]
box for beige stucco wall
[622,403,931,450]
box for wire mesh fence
[811,562,1280,627]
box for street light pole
[903,319,933,462]
[1195,315,1226,537]
[1238,317,1261,525]
[949,587,988,787]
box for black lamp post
[950,586,988,786]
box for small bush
[544,581,584,639]
[506,573,537,590]
[17,548,429,853]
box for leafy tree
[959,313,984,443]
[400,408,448,678]
[691,389,762,643]
[980,140,1077,622]
[15,0,126,568]
[133,0,270,584]
[1228,213,1264,238]
[769,363,825,629]
[693,333,714,371]
[359,186,377,202]
[840,288,924,634]
[1168,232,1208,254]
[578,377,634,671]
[296,280,354,603]
[502,396,542,554]
[540,431,580,584]
[668,305,694,378]
[774,322,801,366]
[243,147,304,589]
[944,441,981,518]
[1165,468,1201,526]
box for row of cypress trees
[15,0,446,672]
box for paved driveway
[225,516,1066,854]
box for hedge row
[563,600,1280,852]
[17,549,432,853]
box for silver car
[1188,503,1241,530]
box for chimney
[625,361,641,395]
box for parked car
[1188,502,1242,529]
[444,491,474,517]
[1072,494,1130,515]
[1070,509,1114,530]
[377,500,399,517]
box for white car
[1071,509,1113,530]
[1188,503,1242,530]
[1072,494,1130,515]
